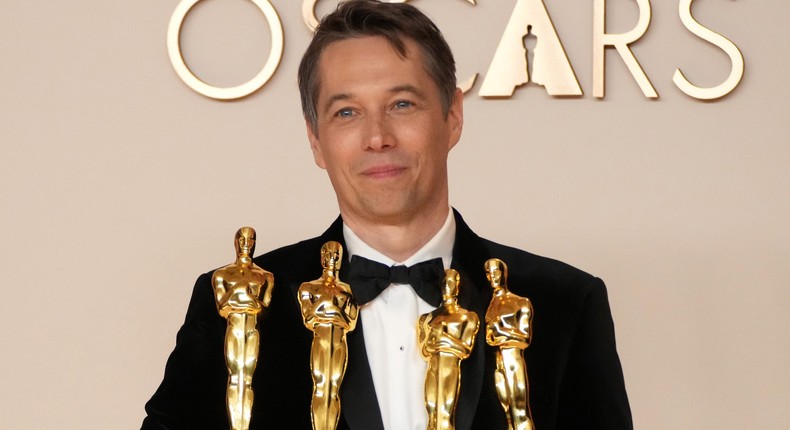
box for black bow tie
[346,255,445,306]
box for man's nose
[364,113,394,151]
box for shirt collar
[343,207,455,270]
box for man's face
[307,36,463,226]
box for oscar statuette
[417,269,480,430]
[298,241,359,430]
[212,227,275,430]
[484,258,534,430]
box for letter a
[479,0,582,97]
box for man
[142,1,632,429]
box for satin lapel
[338,224,385,429]
[289,216,384,429]
[340,318,385,429]
[450,209,494,430]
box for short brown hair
[298,0,457,133]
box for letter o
[167,0,284,100]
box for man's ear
[447,87,464,151]
[306,119,326,169]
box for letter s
[673,0,744,100]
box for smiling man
[143,1,632,429]
[306,34,462,261]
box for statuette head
[442,269,460,300]
[321,241,343,270]
[485,258,508,289]
[234,227,256,258]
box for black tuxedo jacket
[143,210,632,429]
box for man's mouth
[361,165,406,179]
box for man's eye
[336,108,354,117]
[394,100,412,109]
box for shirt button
[399,346,405,351]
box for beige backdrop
[1,0,788,428]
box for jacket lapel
[450,209,494,430]
[340,318,385,429]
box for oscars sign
[167,0,744,101]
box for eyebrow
[322,93,352,114]
[389,85,426,99]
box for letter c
[302,0,411,33]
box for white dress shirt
[342,208,455,430]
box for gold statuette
[418,269,480,430]
[212,227,275,430]
[484,258,534,430]
[298,241,359,430]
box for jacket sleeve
[555,278,633,430]
[141,272,229,430]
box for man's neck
[342,206,451,263]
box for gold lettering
[167,0,284,100]
[302,0,318,33]
[168,1,747,102]
[458,74,478,94]
[479,0,582,97]
[673,0,744,100]
[593,0,657,98]
[301,0,320,33]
